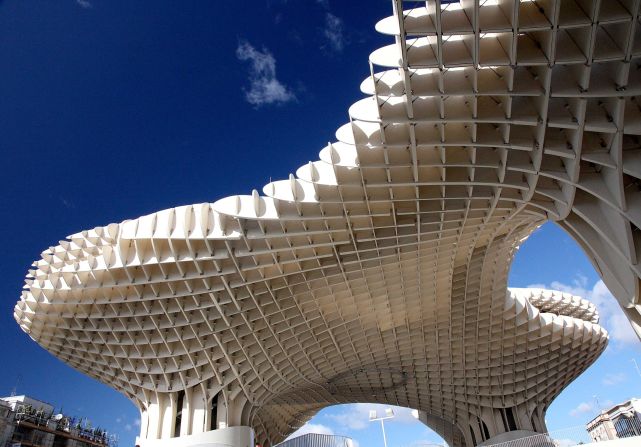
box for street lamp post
[369,408,395,447]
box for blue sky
[0,1,639,447]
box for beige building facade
[587,398,641,442]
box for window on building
[614,416,641,438]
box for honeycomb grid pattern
[13,1,641,446]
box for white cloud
[609,311,640,345]
[569,402,593,417]
[529,278,638,347]
[569,399,613,417]
[312,0,346,53]
[325,404,419,431]
[119,417,140,432]
[236,41,296,107]
[555,439,581,447]
[286,423,334,440]
[325,405,367,430]
[602,372,626,386]
[409,442,439,447]
[76,0,92,8]
[322,13,345,52]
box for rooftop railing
[275,433,354,447]
[484,418,641,447]
[12,406,117,447]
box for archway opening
[508,221,641,434]
[284,403,447,447]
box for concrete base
[135,427,254,447]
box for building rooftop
[1,395,54,413]
[0,395,116,447]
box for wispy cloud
[117,416,140,432]
[556,439,582,447]
[236,41,296,107]
[325,405,367,430]
[76,0,92,8]
[569,402,593,417]
[602,372,626,386]
[286,423,334,440]
[322,13,345,52]
[315,0,346,53]
[569,399,613,417]
[526,278,639,347]
[325,404,419,431]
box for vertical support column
[469,418,483,447]
[228,394,247,427]
[204,397,212,433]
[160,392,177,439]
[480,407,497,439]
[146,394,162,440]
[191,385,208,435]
[215,392,225,429]
[218,390,231,429]
[525,401,539,432]
[139,407,150,440]
[180,387,193,437]
[533,405,547,433]
[514,403,533,432]
[205,391,223,430]
[458,418,475,447]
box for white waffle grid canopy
[14,0,641,446]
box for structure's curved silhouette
[14,1,641,446]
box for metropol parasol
[14,1,641,446]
